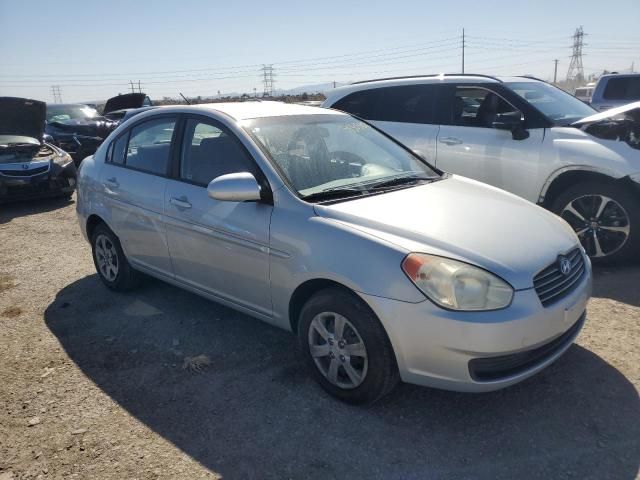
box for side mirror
[207,172,262,202]
[492,111,530,140]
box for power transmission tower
[566,26,585,83]
[51,85,62,103]
[261,64,275,97]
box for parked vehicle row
[44,93,153,164]
[76,102,592,404]
[323,74,640,263]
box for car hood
[46,117,117,138]
[314,176,579,290]
[103,93,150,114]
[571,102,640,150]
[572,101,640,127]
[0,97,45,142]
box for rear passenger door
[99,116,177,277]
[331,84,441,163]
[163,116,273,317]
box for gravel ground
[0,195,638,480]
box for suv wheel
[91,223,140,291]
[298,287,399,404]
[552,182,640,264]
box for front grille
[469,313,585,381]
[0,165,49,177]
[533,248,585,307]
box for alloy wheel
[307,312,368,389]
[560,194,631,258]
[95,234,119,281]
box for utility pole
[461,28,465,74]
[553,59,559,84]
[566,26,585,83]
[261,64,275,97]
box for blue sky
[1,0,639,102]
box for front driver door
[163,116,273,317]
[435,85,545,202]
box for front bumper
[360,268,592,392]
[0,161,77,203]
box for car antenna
[179,93,191,105]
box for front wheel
[552,182,640,264]
[298,288,399,404]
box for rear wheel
[298,288,399,404]
[552,182,640,264]
[91,223,140,291]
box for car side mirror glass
[207,172,262,202]
[492,111,529,140]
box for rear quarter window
[603,77,640,101]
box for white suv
[323,75,640,263]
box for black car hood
[46,117,117,138]
[0,97,45,142]
[572,101,640,150]
[103,93,150,114]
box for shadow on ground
[0,195,73,224]
[45,275,640,480]
[592,265,640,307]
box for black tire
[298,287,399,405]
[91,223,140,291]
[551,181,640,265]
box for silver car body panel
[77,102,592,392]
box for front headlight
[402,253,514,311]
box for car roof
[324,74,541,101]
[154,101,343,121]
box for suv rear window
[603,77,640,101]
[332,85,438,124]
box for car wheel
[552,182,640,264]
[298,287,399,404]
[91,223,140,291]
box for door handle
[439,137,463,146]
[170,196,192,209]
[104,177,119,188]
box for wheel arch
[539,168,624,209]
[86,214,110,240]
[288,278,358,334]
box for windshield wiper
[363,173,436,190]
[302,187,367,203]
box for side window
[447,87,519,128]
[180,119,255,186]
[331,91,376,119]
[125,118,176,175]
[603,77,640,101]
[370,85,437,124]
[111,133,128,165]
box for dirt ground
[0,195,638,480]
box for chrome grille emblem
[559,257,572,276]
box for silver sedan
[76,102,591,404]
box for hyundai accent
[76,102,592,404]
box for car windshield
[46,105,100,123]
[243,114,439,201]
[505,81,596,126]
